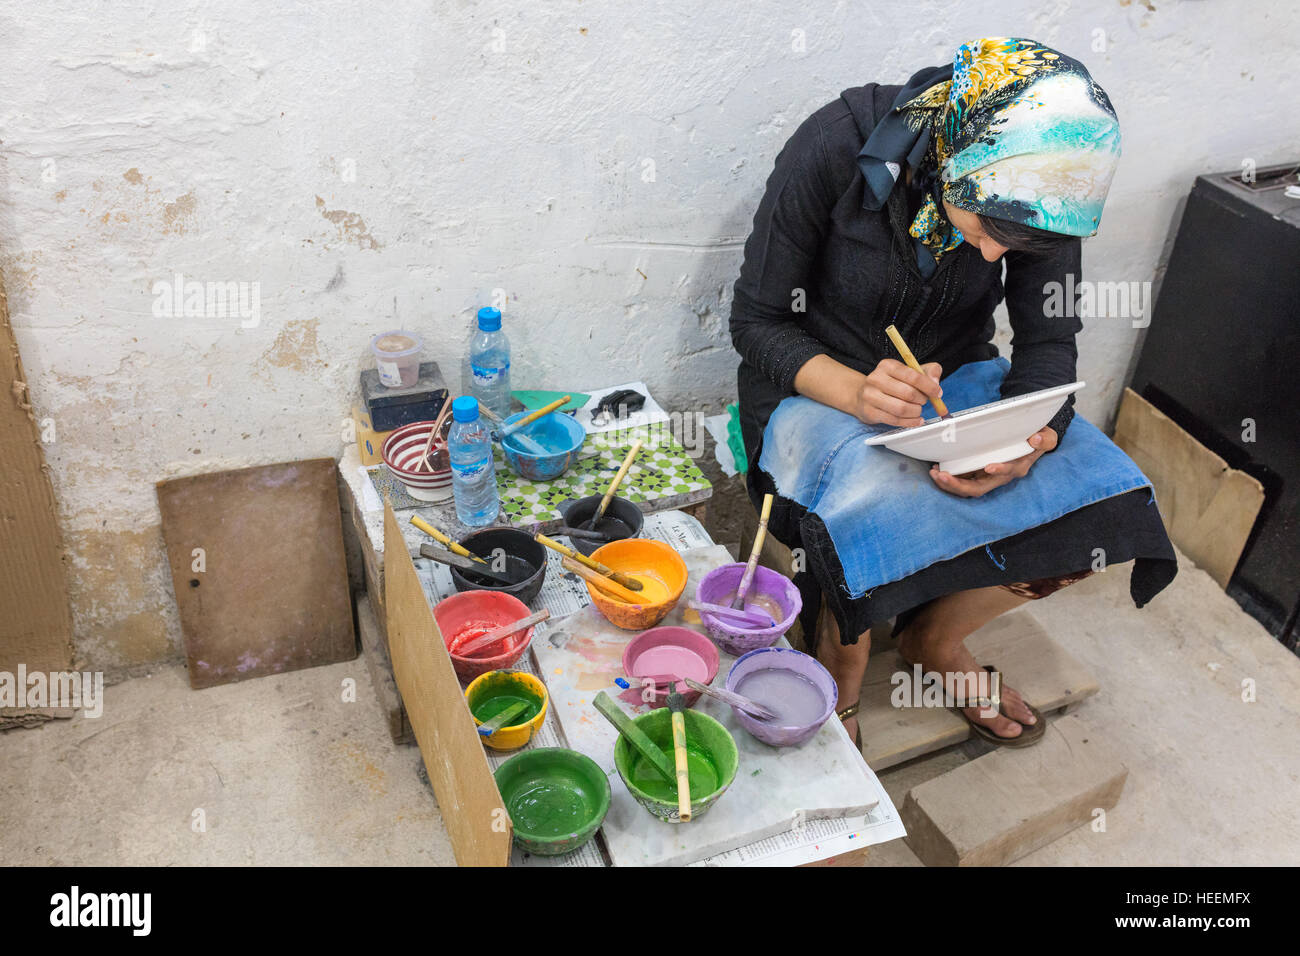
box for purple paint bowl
[695,563,801,657]
[725,647,837,748]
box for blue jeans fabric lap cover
[757,359,1154,599]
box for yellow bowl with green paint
[465,670,548,751]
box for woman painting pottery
[730,38,1177,748]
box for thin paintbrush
[666,688,692,822]
[535,532,644,592]
[731,493,773,612]
[884,323,949,419]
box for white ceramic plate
[863,381,1085,474]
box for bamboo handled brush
[560,556,644,604]
[730,493,773,614]
[416,395,457,472]
[535,532,644,592]
[409,515,489,565]
[885,323,949,418]
[666,688,692,822]
[588,439,643,529]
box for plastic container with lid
[369,330,423,388]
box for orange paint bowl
[584,539,688,631]
[434,590,536,683]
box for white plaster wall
[2,1,1297,670]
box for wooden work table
[373,496,903,867]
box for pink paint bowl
[695,563,802,657]
[382,420,453,502]
[724,647,837,748]
[435,590,536,683]
[621,626,719,709]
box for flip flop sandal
[838,702,862,750]
[957,665,1046,749]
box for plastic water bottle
[468,306,512,420]
[447,396,500,526]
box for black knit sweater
[730,82,1081,462]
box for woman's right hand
[854,358,944,427]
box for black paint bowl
[559,495,645,557]
[450,528,546,605]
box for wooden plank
[156,459,355,689]
[356,593,412,745]
[1113,387,1264,587]
[858,609,1099,770]
[901,715,1127,866]
[339,470,387,634]
[0,274,73,719]
[383,502,511,867]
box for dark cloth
[856,63,957,278]
[749,462,1176,644]
[730,84,1178,642]
[730,83,1080,460]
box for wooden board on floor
[383,502,511,867]
[156,459,355,689]
[901,714,1127,866]
[1113,387,1264,588]
[356,593,412,745]
[0,275,73,724]
[858,609,1099,771]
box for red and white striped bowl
[382,421,453,502]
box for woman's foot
[898,626,1037,740]
[963,682,1035,740]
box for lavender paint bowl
[695,563,802,657]
[724,647,837,748]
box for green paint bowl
[494,748,611,857]
[614,708,739,824]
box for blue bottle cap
[451,395,480,423]
[477,307,502,332]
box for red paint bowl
[382,420,453,502]
[435,590,535,683]
[621,626,719,709]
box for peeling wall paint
[0,2,1297,674]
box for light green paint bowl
[613,708,739,824]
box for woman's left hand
[929,426,1058,498]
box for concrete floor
[3,549,1297,866]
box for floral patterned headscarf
[858,38,1122,276]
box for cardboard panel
[156,459,355,689]
[382,502,511,867]
[0,278,73,717]
[1114,388,1264,588]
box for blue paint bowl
[500,411,586,481]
